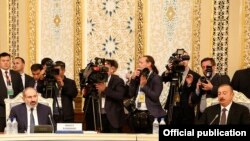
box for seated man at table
[196,84,250,125]
[9,87,53,133]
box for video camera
[167,49,190,73]
[44,60,59,82]
[79,57,109,89]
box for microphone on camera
[48,114,54,133]
[209,114,219,125]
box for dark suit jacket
[196,102,250,125]
[0,70,23,117]
[231,68,250,98]
[9,103,53,133]
[60,77,78,122]
[162,69,200,124]
[24,74,35,88]
[104,75,126,128]
[129,72,166,118]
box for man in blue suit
[9,87,53,133]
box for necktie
[5,71,11,85]
[220,108,227,125]
[34,81,37,90]
[30,108,35,133]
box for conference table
[0,132,158,141]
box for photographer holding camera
[194,57,230,119]
[162,49,200,125]
[53,61,78,123]
[128,55,166,133]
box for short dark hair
[55,61,65,69]
[201,57,216,66]
[0,52,11,58]
[41,57,52,66]
[31,64,43,72]
[105,59,118,69]
[15,57,25,64]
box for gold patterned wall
[86,0,136,79]
[40,0,74,79]
[149,0,194,73]
[242,0,250,68]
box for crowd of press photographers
[0,49,250,133]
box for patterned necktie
[220,108,227,125]
[5,71,11,85]
[30,108,35,133]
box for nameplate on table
[56,123,82,134]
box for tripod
[83,85,103,132]
[167,72,182,125]
[44,80,62,122]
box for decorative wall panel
[192,0,201,73]
[242,0,250,68]
[149,0,194,105]
[86,0,136,79]
[28,0,37,65]
[40,0,74,78]
[212,0,229,74]
[8,0,20,60]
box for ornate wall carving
[242,0,250,68]
[40,0,74,79]
[192,0,201,73]
[8,0,20,59]
[212,0,229,74]
[28,0,37,65]
[149,0,195,106]
[86,0,136,79]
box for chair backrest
[206,90,250,111]
[4,92,53,121]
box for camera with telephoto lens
[79,57,109,89]
[167,49,190,73]
[134,68,150,83]
[44,60,59,82]
[199,66,212,89]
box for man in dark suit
[196,84,250,125]
[94,59,126,133]
[128,55,166,133]
[0,52,23,132]
[30,63,44,93]
[53,61,78,123]
[231,67,250,98]
[162,49,200,125]
[9,87,53,133]
[193,57,230,119]
[13,57,35,88]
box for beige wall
[200,0,243,79]
[0,0,247,78]
[0,0,8,52]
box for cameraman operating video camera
[193,57,230,120]
[162,49,200,125]
[80,58,125,133]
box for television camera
[166,49,190,73]
[79,57,109,132]
[79,57,109,90]
[44,60,60,82]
